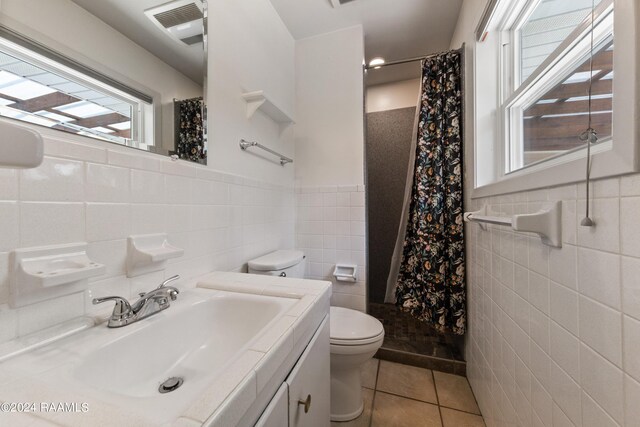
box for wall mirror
[0,0,207,164]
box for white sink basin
[1,288,297,425]
[75,291,293,398]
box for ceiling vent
[145,0,204,46]
[329,0,358,8]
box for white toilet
[247,249,306,278]
[248,250,385,422]
[328,306,384,421]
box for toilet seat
[329,307,384,346]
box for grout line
[432,370,444,427]
[376,347,467,365]
[368,390,375,427]
[464,375,484,418]
[431,370,440,405]
[437,402,484,416]
[373,390,439,407]
[617,185,626,407]
[368,359,381,427]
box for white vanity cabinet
[287,316,330,427]
[254,317,330,427]
[254,384,288,427]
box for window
[519,0,606,83]
[517,40,613,168]
[472,0,637,196]
[0,27,154,148]
[503,0,614,172]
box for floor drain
[159,377,184,394]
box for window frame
[504,0,614,173]
[472,0,639,198]
[0,19,161,152]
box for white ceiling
[268,0,463,86]
[70,0,462,87]
[70,0,204,84]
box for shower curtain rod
[365,46,464,70]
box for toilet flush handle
[298,394,311,413]
[279,272,286,277]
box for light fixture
[369,57,385,69]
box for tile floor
[331,359,485,427]
[369,303,465,362]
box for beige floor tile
[371,392,442,427]
[376,360,438,404]
[433,371,480,414]
[331,388,374,427]
[440,408,485,427]
[361,358,379,389]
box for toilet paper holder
[333,264,357,282]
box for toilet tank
[248,250,306,279]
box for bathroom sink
[2,288,297,425]
[75,291,293,398]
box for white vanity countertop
[0,272,331,427]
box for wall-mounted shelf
[126,233,184,277]
[10,243,105,308]
[464,201,562,248]
[241,90,295,128]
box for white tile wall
[0,135,295,346]
[295,185,366,312]
[465,177,640,427]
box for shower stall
[365,59,465,375]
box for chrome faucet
[93,275,180,328]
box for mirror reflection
[0,0,207,164]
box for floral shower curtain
[385,50,465,335]
[175,97,206,163]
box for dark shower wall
[366,107,416,304]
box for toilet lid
[248,250,304,271]
[330,306,384,345]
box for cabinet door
[286,317,330,427]
[255,383,288,427]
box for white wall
[0,128,295,347]
[293,26,367,311]
[0,0,297,347]
[0,0,203,151]
[366,78,420,113]
[294,26,365,188]
[207,0,295,186]
[455,1,640,426]
[295,185,367,312]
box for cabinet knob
[298,394,311,413]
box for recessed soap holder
[126,233,184,278]
[10,243,106,308]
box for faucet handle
[158,275,180,289]
[92,296,132,319]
